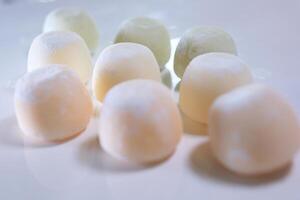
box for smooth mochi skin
[92,42,161,102]
[180,109,207,135]
[43,8,99,53]
[174,26,237,78]
[115,17,171,69]
[28,31,92,83]
[209,84,300,175]
[99,80,182,163]
[179,53,253,124]
[15,65,93,142]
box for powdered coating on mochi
[104,80,168,119]
[36,31,81,53]
[186,53,251,84]
[16,65,78,103]
[27,31,92,83]
[99,79,182,163]
[14,65,93,141]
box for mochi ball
[92,42,161,102]
[174,26,237,78]
[15,65,93,141]
[179,53,253,124]
[28,31,92,83]
[99,79,182,163]
[209,84,300,175]
[43,8,99,53]
[114,17,171,69]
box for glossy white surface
[1,0,300,199]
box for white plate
[1,0,300,199]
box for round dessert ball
[28,31,92,83]
[92,42,161,102]
[99,79,182,163]
[161,68,172,88]
[179,53,253,124]
[15,65,93,141]
[114,17,171,69]
[209,84,300,175]
[174,26,237,78]
[43,8,99,53]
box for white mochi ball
[15,65,93,141]
[43,8,99,53]
[174,26,237,78]
[92,42,161,102]
[179,53,253,124]
[28,31,92,83]
[115,17,171,69]
[99,79,182,163]
[209,84,300,175]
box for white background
[0,0,300,199]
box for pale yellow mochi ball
[43,8,99,53]
[92,42,161,102]
[209,84,300,175]
[15,65,93,141]
[99,79,182,163]
[179,53,252,124]
[28,31,92,83]
[115,17,171,69]
[174,26,237,78]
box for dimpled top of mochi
[15,65,79,103]
[96,42,159,70]
[34,31,83,53]
[186,52,251,81]
[125,17,164,29]
[183,27,236,57]
[102,42,152,59]
[51,7,83,19]
[103,79,171,119]
[212,84,281,114]
[188,26,230,39]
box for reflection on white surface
[103,139,187,200]
[0,116,24,148]
[252,67,272,81]
[24,146,87,191]
[78,134,149,173]
[189,142,292,186]
[22,119,105,192]
[165,37,180,89]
